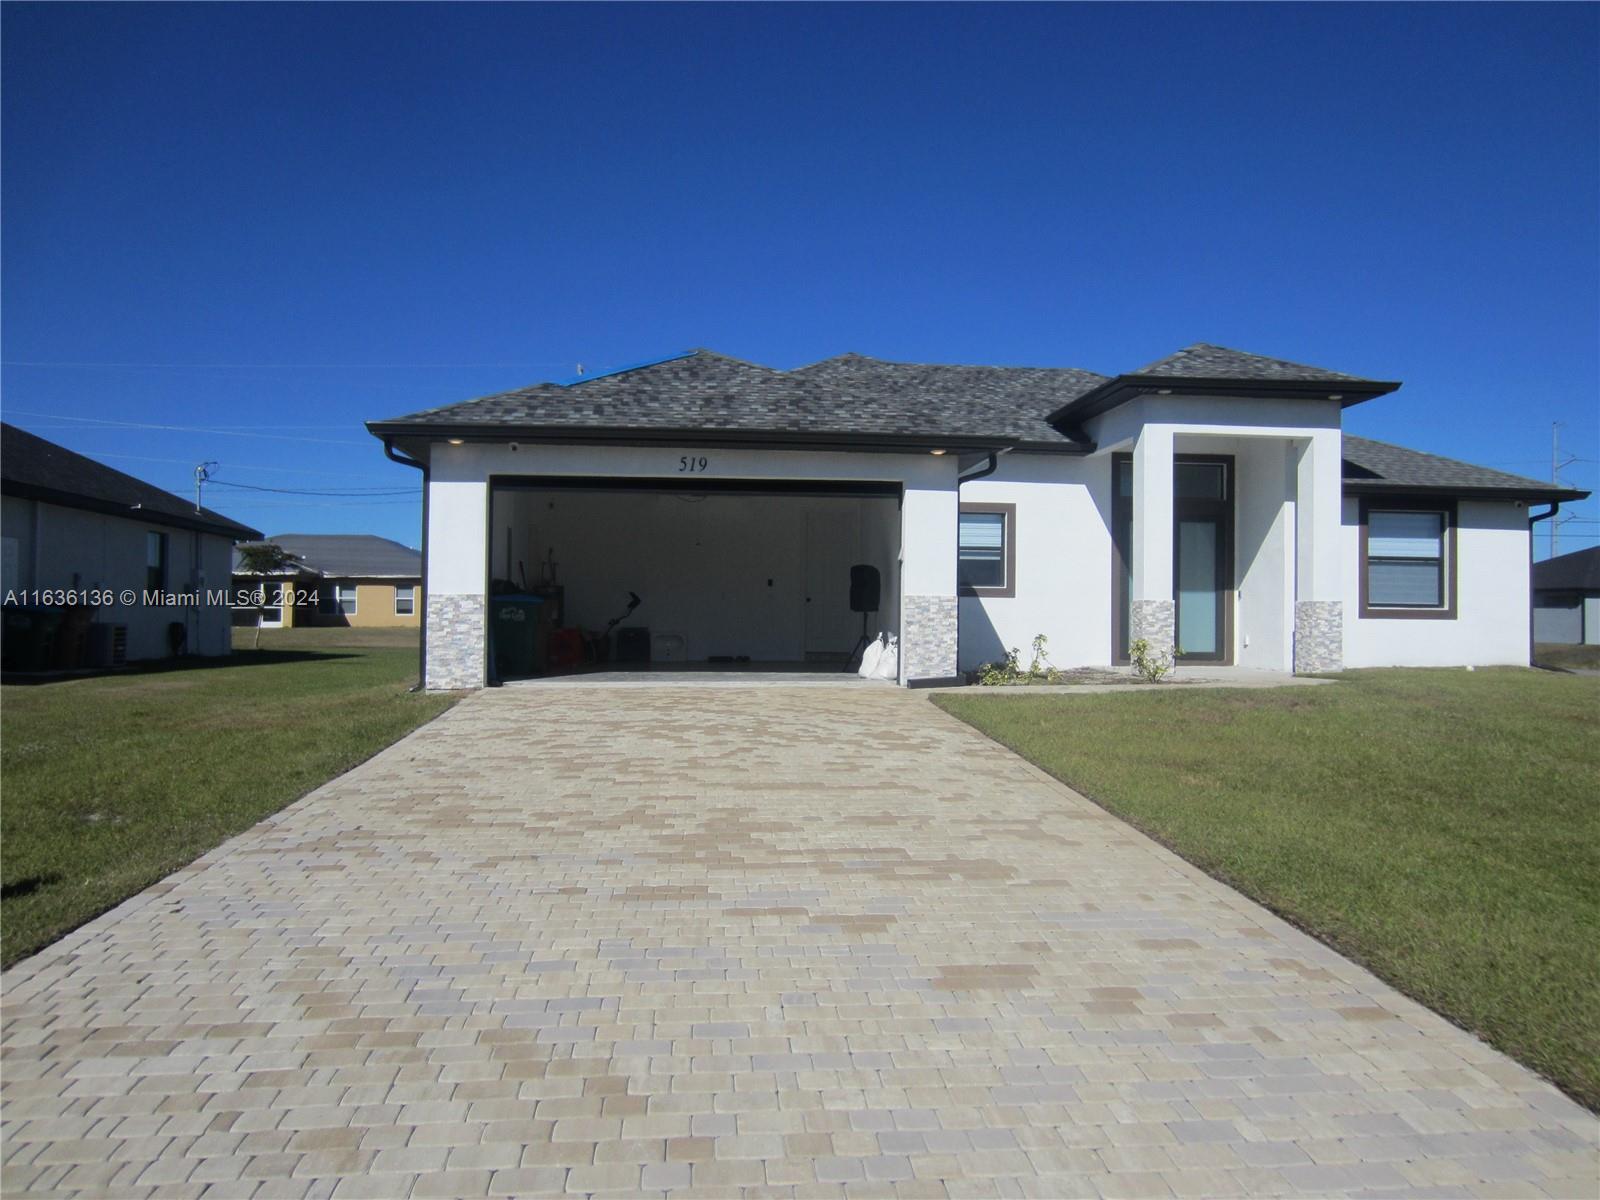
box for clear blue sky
[4,3,1596,555]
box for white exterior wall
[956,455,1112,671]
[1342,497,1532,667]
[1231,439,1296,670]
[1,495,236,660]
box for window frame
[957,502,1016,598]
[336,583,358,616]
[1358,496,1457,620]
[394,584,415,616]
[146,531,168,593]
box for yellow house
[233,534,421,629]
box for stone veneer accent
[1130,599,1176,663]
[426,594,486,690]
[1294,599,1344,675]
[902,594,958,682]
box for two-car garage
[486,476,902,679]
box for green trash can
[491,594,544,680]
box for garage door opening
[488,477,903,682]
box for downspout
[947,448,1011,685]
[958,449,1009,485]
[1528,501,1561,668]
[384,439,428,691]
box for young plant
[1129,637,1175,684]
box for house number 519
[678,455,709,473]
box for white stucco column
[1293,430,1345,673]
[1130,425,1175,660]
[424,467,489,690]
[900,460,960,683]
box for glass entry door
[1172,459,1232,662]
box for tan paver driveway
[3,687,1595,1199]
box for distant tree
[236,543,299,649]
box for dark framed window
[146,532,167,593]
[1359,497,1456,619]
[958,503,1015,597]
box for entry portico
[367,344,1584,690]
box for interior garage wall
[490,489,900,663]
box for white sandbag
[873,634,899,681]
[857,636,884,679]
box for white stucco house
[366,344,1588,690]
[1,423,262,665]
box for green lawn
[934,669,1600,1108]
[2,636,454,968]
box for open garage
[487,476,902,680]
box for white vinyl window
[336,584,358,615]
[1367,510,1446,607]
[394,585,415,616]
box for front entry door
[1172,459,1232,663]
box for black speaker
[849,565,880,613]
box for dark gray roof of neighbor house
[1136,343,1364,381]
[1,422,261,540]
[236,533,420,579]
[1341,435,1589,501]
[1531,545,1600,593]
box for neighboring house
[0,423,261,664]
[1532,546,1600,646]
[365,345,1590,690]
[232,534,421,628]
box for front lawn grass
[2,641,454,968]
[934,669,1600,1108]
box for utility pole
[194,461,217,513]
[1550,424,1578,558]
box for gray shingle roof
[235,534,420,578]
[1,423,261,540]
[1136,343,1363,382]
[1342,436,1586,500]
[1532,546,1600,592]
[375,349,1098,447]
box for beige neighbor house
[232,533,420,629]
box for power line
[2,359,580,369]
[5,411,367,445]
[75,451,413,479]
[205,479,416,498]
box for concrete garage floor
[1,687,1593,1199]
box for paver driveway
[3,687,1594,1199]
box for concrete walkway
[2,688,1593,1199]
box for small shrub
[976,635,1063,686]
[1129,637,1175,683]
